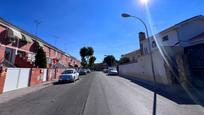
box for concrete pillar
[176,54,191,85]
[0,46,5,62]
[164,62,174,84]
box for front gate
[3,68,31,92]
[185,43,204,87]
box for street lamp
[121,13,157,86]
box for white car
[108,68,118,75]
[58,69,79,83]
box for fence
[0,67,65,94]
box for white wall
[17,68,30,89]
[141,30,179,56]
[119,50,169,84]
[158,30,179,46]
[3,68,31,92]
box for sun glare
[140,0,149,4]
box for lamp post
[121,13,157,87]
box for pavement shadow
[120,75,204,106]
[53,81,74,85]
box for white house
[119,15,204,86]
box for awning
[0,22,22,39]
[7,27,22,39]
[22,34,33,43]
[37,41,44,47]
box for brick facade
[43,45,50,57]
[0,24,80,68]
[29,68,44,86]
[0,46,5,62]
[29,68,65,86]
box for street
[0,72,204,115]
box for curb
[0,80,56,104]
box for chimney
[139,32,146,56]
[139,32,146,41]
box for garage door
[3,68,31,92]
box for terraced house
[0,18,80,68]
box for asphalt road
[0,72,204,115]
[0,73,93,115]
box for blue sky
[0,0,203,62]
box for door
[42,69,47,82]
[17,68,30,89]
[185,43,204,87]
[3,68,19,92]
[3,68,31,92]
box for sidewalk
[120,75,204,106]
[0,80,57,104]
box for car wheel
[74,76,76,82]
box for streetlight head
[140,0,149,4]
[121,13,131,18]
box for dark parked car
[103,69,108,73]
[79,69,87,75]
[86,69,91,73]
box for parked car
[58,69,79,83]
[86,69,91,73]
[108,68,118,75]
[79,69,87,75]
[103,69,108,73]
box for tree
[87,47,94,56]
[81,57,87,67]
[79,46,96,68]
[103,55,116,67]
[119,57,130,64]
[80,47,88,58]
[35,48,47,68]
[89,56,96,68]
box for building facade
[122,50,141,63]
[120,15,204,86]
[0,18,80,68]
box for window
[152,41,157,48]
[162,35,169,41]
[4,48,14,62]
[62,70,74,74]
[144,48,148,54]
